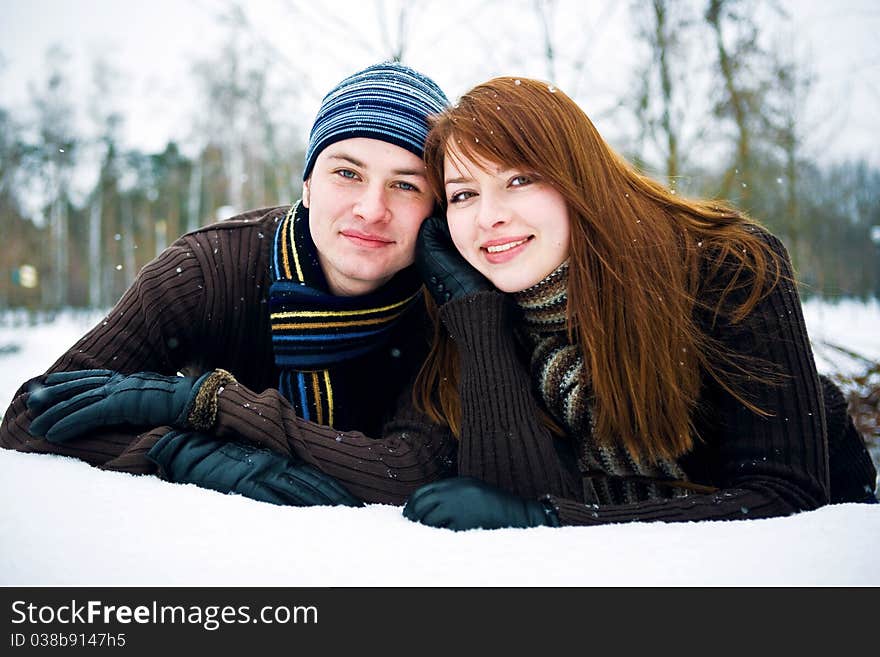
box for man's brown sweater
[0,206,456,504]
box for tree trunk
[49,186,69,309]
[187,156,203,232]
[88,188,102,308]
[121,196,136,292]
[706,0,751,203]
[653,0,678,181]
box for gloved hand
[27,369,219,443]
[402,477,560,530]
[148,430,364,507]
[415,215,493,306]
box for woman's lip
[480,235,532,249]
[340,230,394,247]
[481,236,533,264]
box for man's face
[303,138,435,296]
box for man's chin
[330,264,400,295]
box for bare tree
[534,0,559,83]
[29,46,77,309]
[87,55,125,308]
[376,0,418,62]
[766,51,814,266]
[278,0,423,64]
[191,4,306,217]
[186,154,203,233]
[653,0,680,180]
[704,0,785,204]
[626,0,704,185]
[0,101,40,310]
[523,0,622,98]
[635,0,680,180]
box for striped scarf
[513,261,691,505]
[269,202,423,427]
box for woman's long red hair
[415,77,783,464]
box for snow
[1,301,879,586]
[802,297,880,376]
[1,450,877,586]
[0,310,108,406]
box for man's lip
[340,230,395,244]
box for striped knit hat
[302,61,448,180]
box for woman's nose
[476,193,509,230]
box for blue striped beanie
[303,61,448,180]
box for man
[1,62,457,507]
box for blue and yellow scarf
[269,202,423,427]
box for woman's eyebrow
[445,176,473,186]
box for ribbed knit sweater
[2,211,870,521]
[0,206,456,504]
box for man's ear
[302,178,310,208]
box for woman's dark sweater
[435,232,854,524]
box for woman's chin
[479,258,568,294]
[487,275,542,294]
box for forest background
[1,0,878,465]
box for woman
[403,76,877,530]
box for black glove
[147,430,364,507]
[402,477,560,530]
[27,369,214,443]
[415,215,493,305]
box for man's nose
[353,183,391,223]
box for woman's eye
[510,175,532,187]
[448,190,476,204]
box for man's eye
[448,190,476,204]
[510,175,532,187]
[336,169,358,179]
[395,181,420,192]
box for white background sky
[1,0,878,166]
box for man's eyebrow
[392,168,427,177]
[325,153,425,177]
[326,153,365,168]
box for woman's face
[443,146,570,293]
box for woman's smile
[481,235,535,264]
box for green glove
[148,430,364,507]
[402,477,560,530]
[27,369,223,443]
[415,215,493,305]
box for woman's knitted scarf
[512,261,691,505]
[269,202,422,427]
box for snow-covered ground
[1,449,877,586]
[1,299,878,586]
[802,297,880,377]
